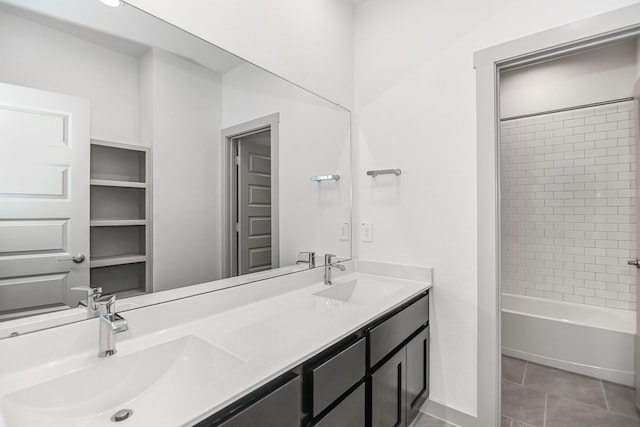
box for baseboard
[503,347,634,386]
[420,399,478,427]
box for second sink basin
[1,335,245,426]
[313,279,399,306]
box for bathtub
[501,293,636,386]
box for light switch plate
[361,222,373,242]
[339,222,349,241]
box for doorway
[221,113,280,278]
[475,6,640,427]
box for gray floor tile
[502,380,546,427]
[512,420,536,427]
[604,381,640,420]
[523,362,606,408]
[546,394,640,427]
[412,413,456,427]
[502,356,527,385]
[501,415,512,427]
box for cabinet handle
[396,362,403,427]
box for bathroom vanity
[0,261,432,427]
[203,289,429,427]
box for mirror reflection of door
[234,130,272,276]
[0,83,90,320]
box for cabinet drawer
[312,338,366,417]
[369,294,428,367]
[314,383,365,427]
[219,375,301,427]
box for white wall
[501,40,638,118]
[222,63,351,266]
[141,49,223,292]
[354,0,640,419]
[126,0,354,110]
[0,9,139,144]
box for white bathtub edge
[503,347,634,387]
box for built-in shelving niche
[90,140,151,296]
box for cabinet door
[406,327,429,423]
[314,383,365,427]
[371,350,406,427]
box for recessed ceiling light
[99,0,123,7]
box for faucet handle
[324,253,337,265]
[95,293,117,316]
[71,285,102,296]
[71,286,103,314]
[296,251,316,268]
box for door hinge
[235,222,240,232]
[235,155,240,165]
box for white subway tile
[574,287,595,297]
[573,125,595,135]
[585,115,606,125]
[573,108,594,118]
[595,122,618,132]
[564,294,584,304]
[584,296,607,306]
[584,132,608,141]
[552,111,574,121]
[594,104,618,115]
[607,111,631,122]
[564,118,585,128]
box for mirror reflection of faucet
[296,251,316,268]
[324,253,346,285]
[71,286,103,317]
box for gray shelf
[90,179,147,189]
[90,219,147,227]
[90,254,147,268]
[90,140,152,294]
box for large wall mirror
[0,0,351,338]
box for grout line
[521,361,528,385]
[600,380,610,412]
[543,393,548,427]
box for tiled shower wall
[500,99,637,310]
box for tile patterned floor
[502,355,640,427]
[412,413,457,426]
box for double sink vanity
[0,261,432,426]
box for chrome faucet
[71,286,103,316]
[95,293,128,358]
[296,251,316,268]
[324,253,346,285]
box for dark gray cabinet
[370,293,430,427]
[371,348,406,427]
[371,326,429,427]
[196,291,429,427]
[369,295,429,367]
[314,383,365,427]
[311,338,366,417]
[215,375,301,427]
[406,327,429,422]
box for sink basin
[2,336,245,426]
[313,279,399,306]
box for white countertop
[0,261,432,427]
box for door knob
[627,258,639,268]
[58,253,86,263]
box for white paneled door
[0,82,90,319]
